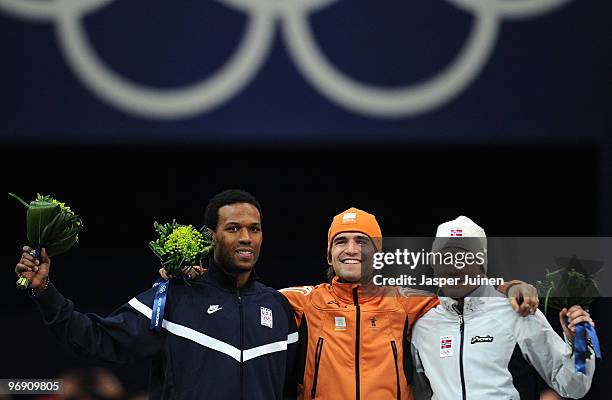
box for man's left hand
[560,305,594,339]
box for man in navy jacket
[15,189,298,399]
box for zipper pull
[459,314,464,332]
[237,288,242,304]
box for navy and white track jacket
[32,259,299,399]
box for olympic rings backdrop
[0,0,609,143]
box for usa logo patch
[260,307,273,328]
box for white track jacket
[411,285,594,400]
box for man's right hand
[159,265,204,280]
[15,246,51,291]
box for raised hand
[15,246,51,292]
[559,305,594,338]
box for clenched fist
[15,246,51,292]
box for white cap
[432,216,488,271]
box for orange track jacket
[281,277,439,400]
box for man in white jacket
[411,216,595,400]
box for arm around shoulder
[279,286,313,327]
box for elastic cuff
[30,282,68,322]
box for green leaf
[41,212,67,243]
[45,233,80,257]
[37,209,83,256]
[8,192,30,208]
[26,201,60,247]
[544,285,554,314]
[148,241,166,260]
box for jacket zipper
[310,337,324,398]
[390,341,401,400]
[459,313,466,400]
[353,287,360,400]
[237,287,244,400]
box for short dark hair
[204,189,262,230]
[326,266,335,282]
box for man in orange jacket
[280,208,538,400]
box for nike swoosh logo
[207,306,222,314]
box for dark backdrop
[1,144,609,397]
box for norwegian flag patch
[440,335,454,357]
[450,228,463,237]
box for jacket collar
[330,276,386,304]
[439,285,503,314]
[204,256,258,293]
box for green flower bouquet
[10,193,84,289]
[535,256,601,314]
[148,220,214,280]
[535,256,602,373]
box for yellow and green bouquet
[148,220,214,280]
[148,220,213,332]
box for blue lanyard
[150,278,169,332]
[574,322,601,374]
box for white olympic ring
[0,0,572,119]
